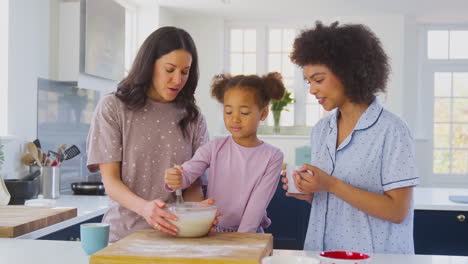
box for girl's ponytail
[262,72,286,102]
[211,74,232,103]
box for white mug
[285,164,307,194]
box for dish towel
[449,195,468,204]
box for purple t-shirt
[87,94,208,242]
[178,136,283,233]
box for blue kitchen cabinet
[414,210,468,256]
[37,215,103,241]
[265,180,311,250]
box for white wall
[135,0,159,48]
[4,0,52,178]
[58,1,80,81]
[0,0,9,137]
[158,7,175,27]
[167,13,226,139]
[401,16,434,186]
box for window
[425,28,468,178]
[226,25,328,132]
[266,28,296,126]
[229,29,257,75]
[428,30,468,60]
[433,72,468,175]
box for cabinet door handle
[457,214,466,222]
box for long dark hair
[115,26,200,138]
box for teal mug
[80,223,109,255]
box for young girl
[165,72,286,233]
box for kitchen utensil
[40,166,61,199]
[165,202,217,237]
[48,150,64,163]
[33,139,41,149]
[319,251,371,264]
[20,153,36,166]
[262,256,320,264]
[0,206,77,238]
[22,170,41,181]
[71,182,105,195]
[63,145,80,160]
[57,144,67,156]
[173,164,184,205]
[27,142,42,167]
[90,230,273,264]
[37,147,45,165]
[4,177,40,204]
[21,170,41,181]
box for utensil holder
[30,166,61,199]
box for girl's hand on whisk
[164,165,184,190]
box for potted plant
[270,90,294,134]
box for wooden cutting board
[0,205,77,238]
[91,230,273,264]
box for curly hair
[211,72,286,109]
[115,26,200,138]
[290,21,389,104]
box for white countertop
[1,238,468,264]
[414,187,468,211]
[16,195,110,239]
[11,187,468,239]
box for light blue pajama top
[304,99,419,254]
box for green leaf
[271,90,294,112]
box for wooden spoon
[20,153,36,166]
[27,142,42,167]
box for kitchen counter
[16,195,109,239]
[1,238,468,264]
[414,187,468,211]
[12,187,467,240]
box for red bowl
[320,251,370,263]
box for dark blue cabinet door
[414,210,468,256]
[265,180,311,250]
[38,215,103,241]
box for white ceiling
[158,0,468,22]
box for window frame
[224,22,311,133]
[420,24,468,185]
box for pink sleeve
[238,150,284,233]
[191,114,210,185]
[86,96,122,172]
[180,140,213,190]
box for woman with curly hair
[281,21,418,254]
[87,27,217,242]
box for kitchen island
[16,195,109,239]
[1,238,468,264]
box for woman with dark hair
[87,26,216,242]
[281,22,418,254]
